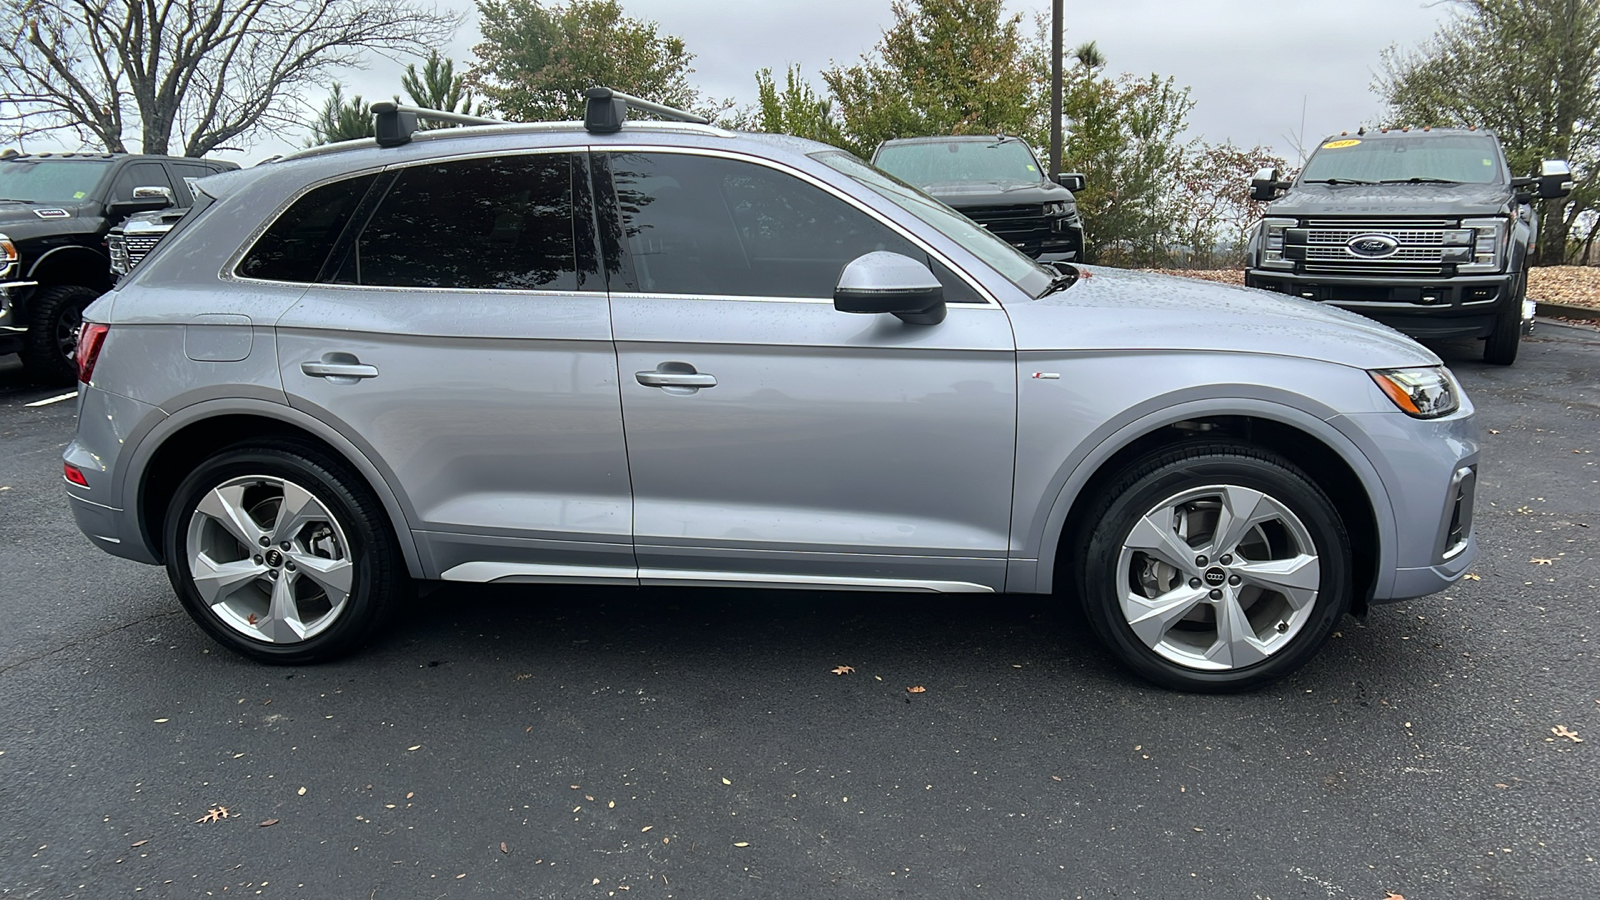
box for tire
[163,441,408,664]
[1483,275,1523,365]
[1075,442,1352,692]
[20,284,100,385]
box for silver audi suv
[62,89,1478,691]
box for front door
[598,150,1017,592]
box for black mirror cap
[1055,172,1087,192]
[1538,159,1574,200]
[1249,166,1287,202]
[834,251,947,325]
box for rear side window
[237,174,376,283]
[344,153,580,291]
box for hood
[0,200,103,242]
[1004,267,1439,370]
[919,180,1073,207]
[1269,181,1514,218]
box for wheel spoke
[1209,485,1268,558]
[259,574,307,643]
[289,552,353,605]
[1235,553,1321,609]
[1124,509,1202,578]
[1206,593,1269,669]
[1123,586,1210,649]
[270,481,325,545]
[195,484,266,550]
[193,554,267,605]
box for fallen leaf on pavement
[196,806,230,824]
[733,841,750,847]
[721,777,731,785]
[1530,558,1553,565]
[1552,725,1583,743]
[831,665,855,675]
[1463,573,1481,581]
[906,686,926,694]
[297,787,306,796]
[501,842,508,854]
[259,818,278,827]
[1384,893,1405,900]
[407,745,422,751]
[130,840,148,847]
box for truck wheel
[1075,442,1352,692]
[20,284,100,384]
[1483,277,1523,366]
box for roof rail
[584,87,708,134]
[371,102,507,147]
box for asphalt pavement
[1,323,1596,899]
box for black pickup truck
[872,135,1087,263]
[1243,128,1571,365]
[0,151,236,382]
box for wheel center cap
[1203,566,1227,587]
[264,549,285,568]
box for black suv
[872,136,1087,263]
[0,152,237,382]
[1243,129,1571,365]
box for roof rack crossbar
[584,86,708,134]
[371,101,508,147]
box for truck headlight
[1370,366,1461,418]
[1044,201,1075,217]
[0,232,16,279]
[1257,217,1295,270]
[1458,219,1506,273]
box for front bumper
[0,281,38,355]
[1246,269,1515,339]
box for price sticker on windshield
[1321,139,1362,149]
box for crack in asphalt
[0,607,186,676]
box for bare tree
[2,0,460,156]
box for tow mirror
[1055,172,1087,192]
[1537,159,1574,200]
[1249,166,1289,202]
[834,251,947,326]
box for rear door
[274,150,636,582]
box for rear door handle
[301,353,378,381]
[635,362,716,393]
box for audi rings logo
[1203,567,1228,586]
[1347,233,1400,258]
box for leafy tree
[402,52,489,125]
[821,0,1045,157]
[0,0,458,156]
[305,85,376,147]
[748,66,846,147]
[1171,142,1289,267]
[1377,0,1600,264]
[469,0,697,122]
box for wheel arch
[1030,400,1395,612]
[26,245,115,294]
[125,400,428,579]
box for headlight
[0,232,17,279]
[1257,217,1295,270]
[1458,218,1507,273]
[1370,366,1461,418]
[1044,201,1075,216]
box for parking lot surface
[1,322,1596,899]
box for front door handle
[635,362,716,393]
[301,353,378,382]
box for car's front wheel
[1077,442,1352,692]
[164,442,407,664]
[21,284,100,384]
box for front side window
[346,153,581,291]
[236,174,377,283]
[604,151,980,301]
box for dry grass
[1141,266,1600,310]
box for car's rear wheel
[164,442,406,664]
[21,284,100,384]
[1077,442,1352,692]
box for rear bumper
[1245,269,1515,339]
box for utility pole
[1049,0,1063,180]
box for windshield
[814,150,1052,297]
[873,139,1044,186]
[0,158,114,203]
[1299,135,1505,185]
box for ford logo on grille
[1347,233,1400,258]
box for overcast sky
[18,0,1459,164]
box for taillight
[64,463,89,487]
[77,322,109,384]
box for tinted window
[606,151,980,301]
[1300,135,1506,185]
[349,154,579,291]
[171,162,220,205]
[114,162,174,202]
[237,174,376,283]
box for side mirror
[834,251,947,326]
[1537,159,1574,200]
[1054,172,1087,192]
[109,185,175,216]
[1250,166,1289,202]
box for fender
[1016,396,1399,598]
[27,243,113,286]
[120,396,430,579]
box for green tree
[402,52,489,125]
[468,0,697,122]
[1171,142,1289,267]
[305,84,376,147]
[748,66,845,146]
[1377,0,1600,264]
[821,0,1045,157]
